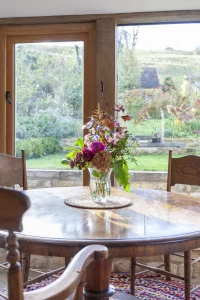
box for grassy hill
[135,49,200,87]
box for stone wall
[27,169,82,189]
[27,169,200,196]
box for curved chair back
[167,150,200,191]
[0,188,109,300]
[0,150,28,190]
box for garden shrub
[16,111,82,140]
[16,137,60,159]
[164,118,200,138]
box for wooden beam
[119,9,200,25]
[95,18,117,187]
[0,10,200,26]
[0,33,6,153]
[96,18,117,114]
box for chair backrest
[167,150,200,192]
[0,150,28,190]
[0,187,30,300]
[0,188,108,300]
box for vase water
[88,168,112,203]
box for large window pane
[15,41,84,170]
[118,24,200,171]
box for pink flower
[113,138,119,145]
[90,141,106,154]
[114,132,120,138]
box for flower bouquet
[62,104,138,202]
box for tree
[118,26,142,96]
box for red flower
[82,148,94,161]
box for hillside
[135,49,200,88]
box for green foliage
[75,138,84,148]
[112,160,130,192]
[122,88,175,119]
[118,48,142,95]
[15,43,83,147]
[91,169,101,178]
[16,111,82,139]
[162,77,176,92]
[62,138,84,167]
[164,118,200,138]
[16,43,83,120]
[16,137,60,159]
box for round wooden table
[1,186,200,299]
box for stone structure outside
[140,67,160,88]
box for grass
[26,153,68,170]
[26,152,182,171]
[127,119,162,136]
[129,154,169,171]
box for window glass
[15,42,84,170]
[118,24,200,171]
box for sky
[119,23,200,51]
[16,23,200,52]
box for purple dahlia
[90,141,106,154]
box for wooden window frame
[1,10,199,183]
[0,23,96,156]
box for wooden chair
[0,151,90,287]
[0,187,108,300]
[0,150,28,190]
[0,150,30,281]
[130,150,200,299]
[165,150,200,297]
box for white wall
[1,0,200,18]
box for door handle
[6,91,12,104]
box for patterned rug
[1,272,200,299]
[110,273,200,299]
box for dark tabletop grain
[1,186,200,257]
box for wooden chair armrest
[23,244,108,300]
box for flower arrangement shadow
[62,104,138,199]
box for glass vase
[88,168,112,203]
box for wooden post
[96,18,117,187]
[164,254,171,281]
[0,33,6,153]
[6,232,24,300]
[184,251,191,300]
[85,258,114,299]
[130,257,136,295]
[96,18,117,114]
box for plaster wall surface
[1,0,200,18]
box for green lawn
[26,152,181,171]
[127,119,162,136]
[26,153,68,170]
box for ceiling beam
[0,10,200,26]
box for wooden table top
[1,186,200,257]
